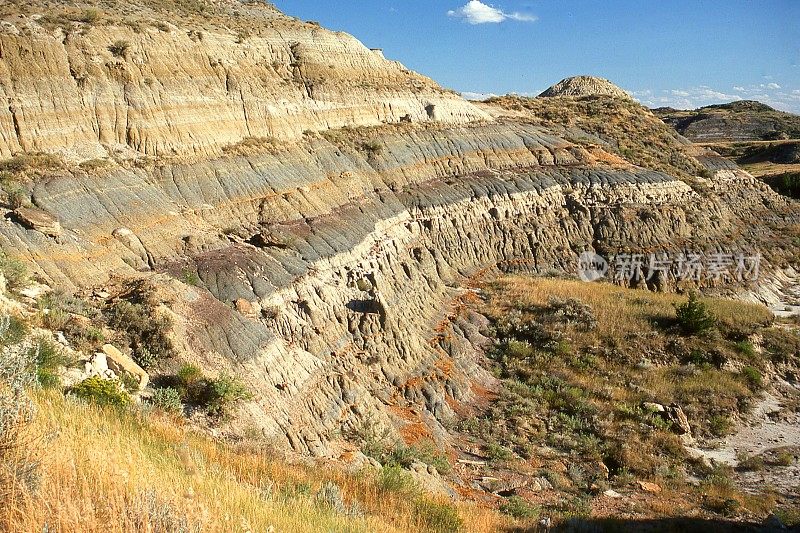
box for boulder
[234,298,256,317]
[665,404,692,436]
[102,344,149,390]
[9,206,62,237]
[638,481,662,494]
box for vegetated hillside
[654,100,800,142]
[453,276,800,526]
[481,94,711,181]
[0,0,799,531]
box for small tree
[675,292,716,335]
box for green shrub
[736,452,764,472]
[181,270,200,286]
[376,440,451,474]
[377,464,416,493]
[65,323,104,352]
[735,341,755,358]
[108,40,131,58]
[151,387,183,415]
[413,499,462,533]
[176,363,205,402]
[133,346,158,371]
[500,496,540,519]
[71,377,130,408]
[107,300,174,367]
[77,8,100,24]
[709,415,733,437]
[361,141,383,156]
[675,292,716,335]
[484,441,514,462]
[206,373,251,416]
[775,506,800,527]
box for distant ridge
[539,75,632,100]
[654,100,800,142]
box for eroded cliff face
[0,11,485,160]
[0,3,798,456]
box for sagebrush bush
[377,465,416,493]
[0,331,38,506]
[70,377,130,408]
[207,373,252,417]
[500,495,540,519]
[675,292,716,335]
[108,40,130,57]
[0,315,28,347]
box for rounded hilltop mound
[539,76,632,100]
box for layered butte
[0,3,798,454]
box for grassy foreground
[1,391,507,532]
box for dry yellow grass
[1,392,508,533]
[487,276,772,343]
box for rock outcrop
[0,2,798,457]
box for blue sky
[273,0,800,113]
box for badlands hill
[0,1,799,531]
[538,75,633,100]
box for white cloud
[447,1,537,24]
[461,91,499,101]
[633,83,800,114]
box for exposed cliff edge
[0,2,798,459]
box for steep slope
[654,100,800,142]
[0,1,797,465]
